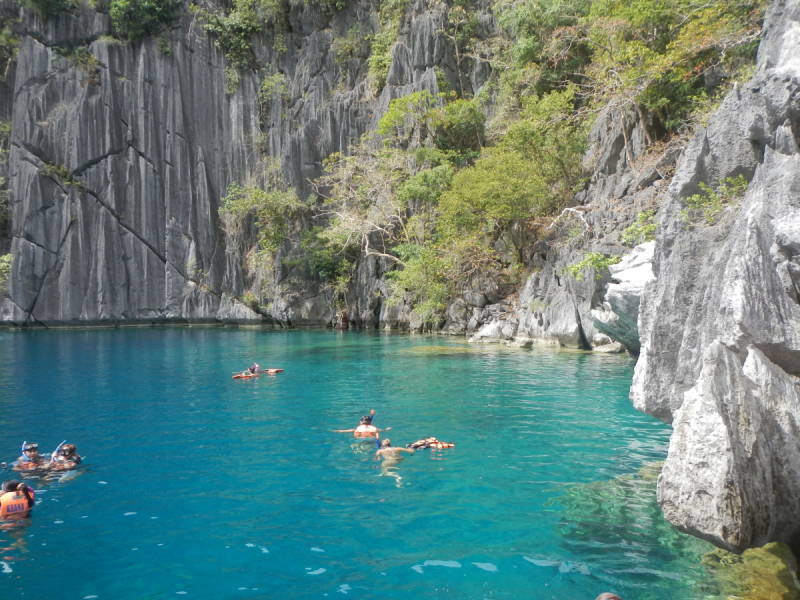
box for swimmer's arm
[401,448,414,455]
[332,429,357,433]
[375,427,391,431]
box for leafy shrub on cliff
[53,46,101,85]
[367,0,411,93]
[378,91,485,161]
[110,0,178,42]
[567,252,621,281]
[221,181,301,259]
[387,243,453,323]
[0,10,19,81]
[430,98,485,156]
[20,0,78,18]
[439,88,585,264]
[681,175,748,226]
[194,0,290,71]
[621,209,657,246]
[0,254,11,298]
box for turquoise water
[0,328,715,600]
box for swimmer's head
[380,439,391,449]
[2,480,21,492]
[23,442,39,457]
[360,415,373,425]
[59,444,77,457]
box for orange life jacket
[0,489,34,519]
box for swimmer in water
[13,442,45,472]
[0,480,35,519]
[375,438,415,460]
[49,443,82,470]
[332,410,391,438]
[375,437,414,488]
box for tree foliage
[20,0,78,18]
[200,0,768,324]
[110,0,178,42]
[0,253,10,298]
[567,252,621,281]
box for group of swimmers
[333,410,455,485]
[0,441,82,520]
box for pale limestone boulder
[591,242,655,354]
[659,343,800,552]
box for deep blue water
[0,328,715,600]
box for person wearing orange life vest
[13,442,45,471]
[0,480,35,519]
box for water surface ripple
[0,328,714,599]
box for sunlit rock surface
[632,0,800,552]
[590,242,655,355]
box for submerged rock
[702,542,800,599]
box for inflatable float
[406,437,455,450]
[232,369,283,379]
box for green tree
[0,253,11,298]
[439,88,585,264]
[20,0,78,18]
[110,0,177,42]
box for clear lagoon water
[0,328,717,600]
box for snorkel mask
[21,441,38,458]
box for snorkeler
[332,410,391,438]
[374,436,414,487]
[13,442,45,471]
[248,363,261,374]
[0,480,35,519]
[49,442,82,470]
[375,438,414,459]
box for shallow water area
[0,328,715,599]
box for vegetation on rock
[567,252,622,281]
[0,253,10,298]
[110,0,178,42]
[681,174,749,225]
[202,0,767,324]
[621,210,657,246]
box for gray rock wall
[0,0,483,326]
[631,0,800,552]
[0,0,671,337]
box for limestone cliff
[0,0,657,339]
[631,0,800,553]
[0,0,486,326]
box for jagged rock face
[0,0,480,327]
[632,0,800,552]
[590,241,655,355]
[468,105,668,350]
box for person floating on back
[332,410,391,438]
[49,442,82,470]
[13,442,45,472]
[0,480,35,519]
